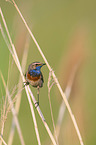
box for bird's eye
[36,64,40,66]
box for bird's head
[28,62,46,71]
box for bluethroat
[24,62,46,107]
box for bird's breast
[27,73,40,81]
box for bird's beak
[42,63,46,66]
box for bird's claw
[35,101,39,108]
[23,81,29,87]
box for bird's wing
[41,72,44,83]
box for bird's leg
[35,86,40,107]
[37,86,40,105]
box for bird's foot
[23,81,29,87]
[35,101,39,108]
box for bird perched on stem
[24,62,46,107]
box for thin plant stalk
[0,58,14,145]
[28,87,57,145]
[55,63,80,138]
[0,72,25,145]
[0,103,5,145]
[0,8,57,145]
[48,72,59,145]
[8,35,30,145]
[9,1,84,145]
[0,94,7,145]
[0,136,7,145]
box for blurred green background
[0,0,96,145]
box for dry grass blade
[0,72,25,145]
[56,63,80,138]
[8,35,30,145]
[0,24,13,55]
[0,136,7,145]
[8,1,84,144]
[28,87,57,145]
[0,8,57,145]
[0,59,12,145]
[48,72,59,145]
[0,92,8,143]
[0,95,7,145]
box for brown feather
[27,73,40,81]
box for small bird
[24,62,46,107]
